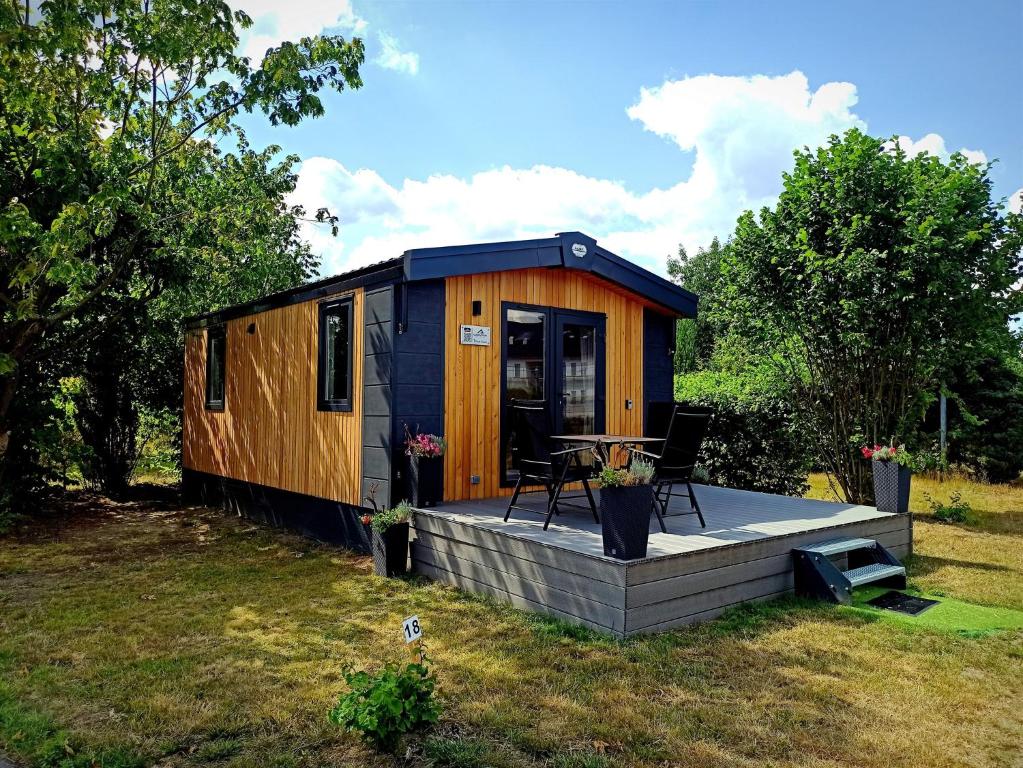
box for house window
[205,325,226,411]
[318,297,353,411]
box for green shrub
[328,656,440,753]
[675,370,812,496]
[925,491,972,524]
[370,500,413,533]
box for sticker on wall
[571,242,587,258]
[460,324,491,346]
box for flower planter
[872,460,912,515]
[407,455,443,508]
[600,485,654,560]
[372,522,410,577]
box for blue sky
[235,0,1023,278]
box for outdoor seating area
[411,484,913,637]
[503,399,713,538]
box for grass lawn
[1,480,1021,768]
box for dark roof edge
[184,231,698,329]
[403,231,697,316]
[182,258,404,329]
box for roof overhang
[403,232,697,317]
[184,232,698,328]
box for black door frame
[499,300,606,487]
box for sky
[233,0,1023,279]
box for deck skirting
[410,486,913,638]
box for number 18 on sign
[402,615,423,644]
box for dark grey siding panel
[364,352,392,386]
[362,285,395,508]
[643,308,675,433]
[392,280,446,503]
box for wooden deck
[411,485,913,637]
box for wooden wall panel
[443,268,670,501]
[183,290,364,505]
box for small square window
[318,298,353,411]
[205,325,226,411]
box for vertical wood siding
[443,268,670,501]
[183,290,364,505]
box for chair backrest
[658,408,712,480]
[508,400,553,466]
[645,400,677,440]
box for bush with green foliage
[718,128,1022,503]
[675,370,812,496]
[329,656,440,753]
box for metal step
[801,537,877,557]
[844,562,906,587]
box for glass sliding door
[503,308,547,480]
[555,314,602,437]
[501,303,605,486]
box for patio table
[551,434,663,468]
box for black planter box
[372,522,410,577]
[407,455,443,508]
[600,485,655,560]
[872,460,912,514]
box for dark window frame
[204,325,227,411]
[317,296,354,412]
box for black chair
[504,401,599,530]
[629,404,712,531]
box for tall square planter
[407,455,443,508]
[600,485,654,560]
[372,522,410,577]
[872,460,912,515]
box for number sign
[402,615,423,643]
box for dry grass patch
[0,485,1020,767]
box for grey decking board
[413,530,626,608]
[626,572,794,632]
[627,520,912,611]
[413,510,628,586]
[627,590,792,635]
[413,560,622,635]
[625,515,910,585]
[413,547,624,626]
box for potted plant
[364,501,413,577]
[596,459,656,560]
[861,444,913,514]
[404,427,446,508]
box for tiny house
[182,232,697,548]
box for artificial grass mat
[846,585,1023,636]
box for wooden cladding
[443,268,667,501]
[183,290,364,505]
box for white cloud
[1010,188,1023,215]
[375,33,419,75]
[234,0,367,62]
[291,70,991,278]
[887,134,987,165]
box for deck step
[801,537,877,557]
[844,563,906,587]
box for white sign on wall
[460,324,491,346]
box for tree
[668,237,729,372]
[0,0,363,472]
[720,129,1023,503]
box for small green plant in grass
[924,490,972,524]
[370,500,413,534]
[328,652,440,753]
